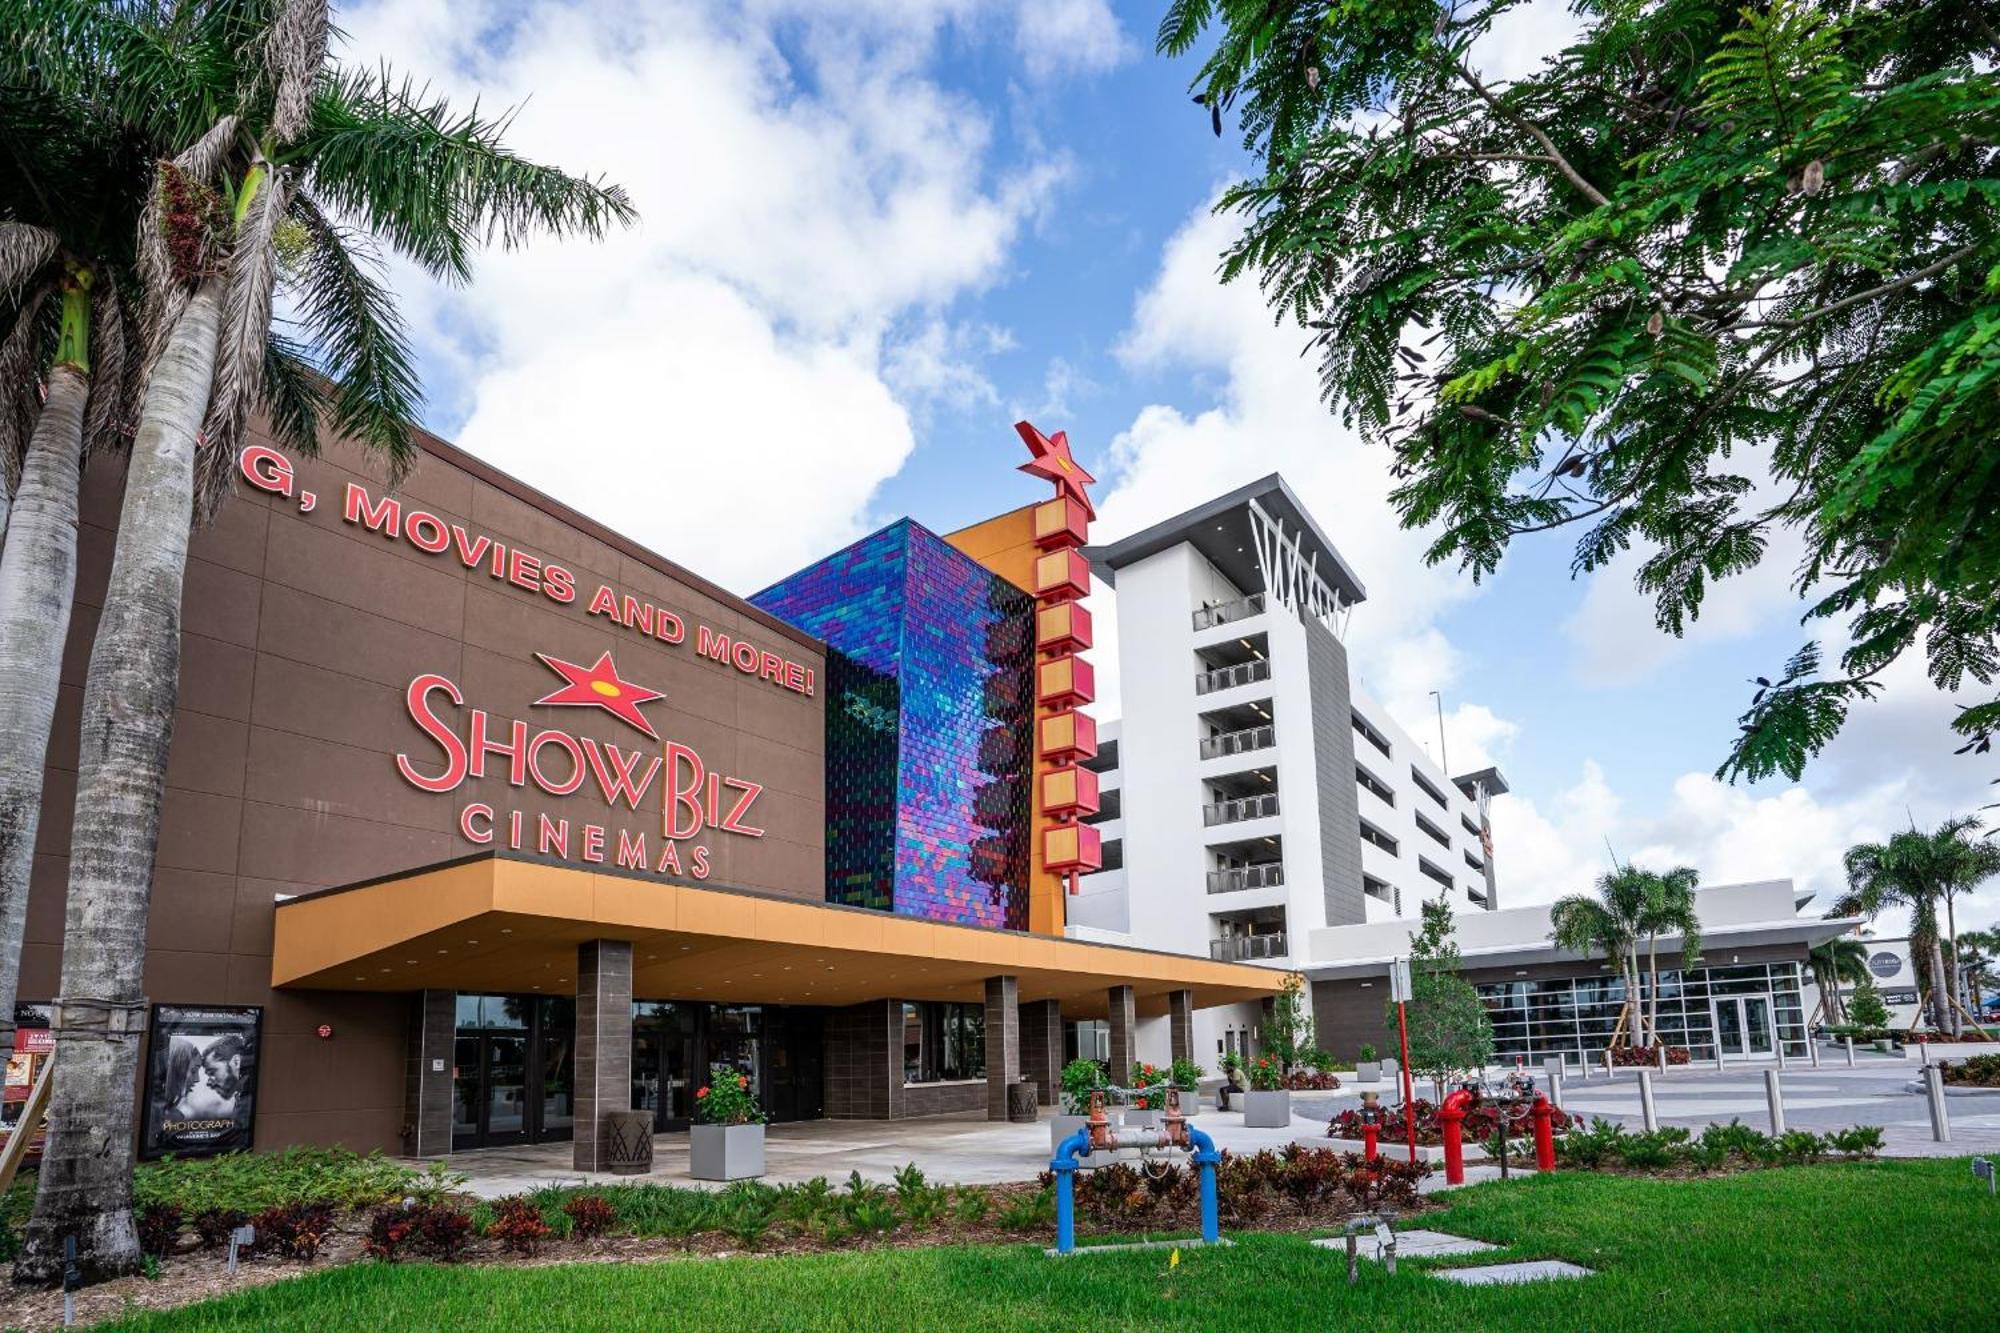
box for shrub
[132,1147,460,1217]
[1283,1070,1342,1090]
[694,1062,763,1126]
[562,1193,616,1239]
[136,1203,184,1259]
[716,1181,778,1248]
[1302,1047,1338,1074]
[1357,1044,1378,1064]
[1618,1128,1691,1171]
[1943,1053,2000,1088]
[1774,1130,1827,1164]
[363,1205,419,1262]
[1826,1125,1885,1157]
[488,1196,555,1257]
[951,1185,991,1225]
[416,1202,475,1261]
[250,1202,336,1262]
[1059,1058,1106,1114]
[191,1207,248,1251]
[1168,1057,1204,1091]
[1247,1055,1283,1091]
[995,1187,1055,1231]
[1555,1117,1630,1168]
[1609,1045,1690,1067]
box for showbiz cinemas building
[17,419,1277,1168]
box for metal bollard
[1808,1039,1821,1069]
[1638,1068,1659,1132]
[1547,1068,1565,1111]
[1844,1037,1856,1069]
[1765,1068,1786,1136]
[1604,1047,1615,1079]
[1925,1065,1952,1143]
[1920,1041,1932,1067]
[1776,1038,1788,1070]
[1656,1044,1667,1072]
[1714,1044,1727,1073]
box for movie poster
[141,1005,261,1159]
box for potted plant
[1354,1043,1381,1083]
[1242,1055,1292,1128]
[690,1063,764,1181]
[1127,1062,1168,1127]
[1168,1057,1204,1115]
[1052,1058,1105,1153]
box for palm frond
[299,63,635,284]
[0,286,50,491]
[197,158,286,519]
[285,192,419,477]
[0,222,59,302]
[263,0,329,143]
[81,275,130,457]
[257,329,323,456]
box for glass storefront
[1478,962,1808,1067]
[630,1001,823,1131]
[451,994,575,1150]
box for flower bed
[1608,1044,1691,1067]
[1281,1070,1341,1091]
[1554,1117,1883,1173]
[1056,1146,1429,1230]
[1329,1097,1575,1146]
[1941,1053,2000,1088]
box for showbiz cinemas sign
[240,444,809,880]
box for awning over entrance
[272,852,1283,1017]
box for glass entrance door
[452,995,575,1150]
[1712,995,1775,1059]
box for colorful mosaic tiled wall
[751,520,1033,929]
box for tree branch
[1739,244,1982,329]
[1453,60,1612,207]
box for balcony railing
[1192,594,1266,631]
[1210,933,1288,962]
[1207,863,1285,894]
[1203,793,1280,826]
[1195,659,1271,695]
[1199,724,1275,761]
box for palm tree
[0,82,148,1061]
[1636,866,1702,1046]
[1550,866,1656,1049]
[1836,818,2000,1037]
[1955,927,1997,1025]
[1807,937,1869,1027]
[8,0,632,1283]
[1934,818,2000,1023]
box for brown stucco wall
[27,423,828,1154]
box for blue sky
[335,0,1992,926]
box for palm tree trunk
[0,324,91,1059]
[1930,936,1956,1036]
[1646,936,1661,1048]
[1944,897,1966,1032]
[15,279,220,1286]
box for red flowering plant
[1247,1055,1284,1092]
[693,1062,764,1126]
[1132,1062,1168,1109]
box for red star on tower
[1015,420,1096,519]
[532,651,666,739]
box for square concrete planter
[690,1123,765,1181]
[1242,1089,1292,1128]
[1354,1061,1382,1083]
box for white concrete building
[1063,475,1509,1068]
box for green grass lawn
[106,1158,1998,1332]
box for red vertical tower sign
[1017,421,1103,895]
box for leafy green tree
[1389,896,1494,1094]
[1848,978,1891,1031]
[1159,0,2000,781]
[1265,972,1314,1072]
[3,0,631,1284]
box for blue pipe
[1049,1127,1092,1255]
[1189,1125,1221,1245]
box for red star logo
[1015,419,1096,520]
[532,651,665,739]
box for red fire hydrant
[1531,1093,1557,1172]
[1438,1086,1478,1186]
[1362,1119,1380,1161]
